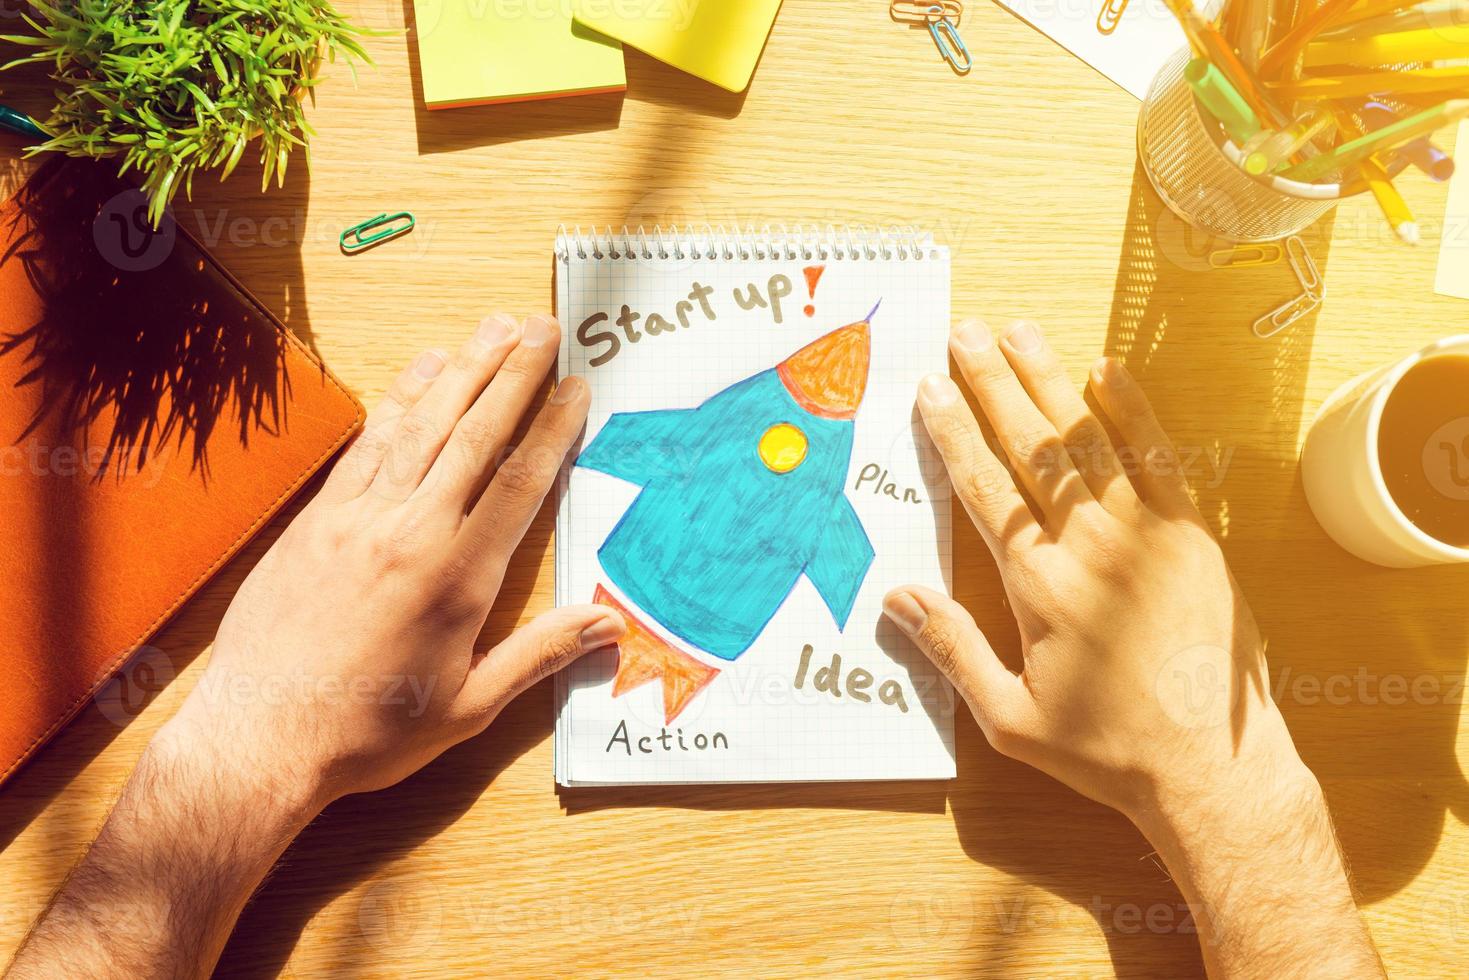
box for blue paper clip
[340,212,415,254]
[926,6,971,74]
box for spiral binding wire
[554,224,942,262]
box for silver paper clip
[1286,235,1323,300]
[1251,236,1325,339]
[1252,291,1320,339]
[927,6,972,74]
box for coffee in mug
[1302,336,1469,567]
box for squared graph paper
[554,231,955,785]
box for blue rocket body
[577,368,875,660]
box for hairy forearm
[1135,756,1384,980]
[6,722,319,980]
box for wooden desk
[3,2,1468,975]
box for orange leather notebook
[0,159,364,788]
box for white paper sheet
[1436,122,1469,301]
[553,232,956,785]
[993,0,1219,99]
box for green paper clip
[340,211,415,254]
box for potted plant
[2,0,369,225]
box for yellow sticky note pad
[413,0,626,108]
[1435,122,1469,300]
[572,0,782,93]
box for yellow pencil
[1258,0,1360,77]
[1268,65,1469,98]
[1323,0,1454,30]
[1319,0,1469,36]
[1305,24,1469,67]
[1361,156,1420,243]
[1333,111,1420,245]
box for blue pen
[0,105,47,141]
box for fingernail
[476,313,517,346]
[580,612,626,650]
[883,591,927,636]
[1100,357,1130,386]
[952,318,993,352]
[918,373,958,407]
[522,314,558,348]
[551,375,584,405]
[412,349,446,380]
[1004,321,1042,354]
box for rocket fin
[576,408,698,487]
[595,585,720,724]
[804,495,874,630]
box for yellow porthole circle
[758,422,808,473]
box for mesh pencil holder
[1138,47,1349,243]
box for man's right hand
[884,316,1384,979]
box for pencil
[1328,110,1420,244]
[1320,0,1452,30]
[1317,0,1465,37]
[1305,24,1469,67]
[1257,0,1360,77]
[1284,99,1469,180]
[1268,66,1469,99]
[1361,156,1420,244]
[1218,0,1276,55]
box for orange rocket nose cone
[777,317,872,420]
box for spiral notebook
[553,227,956,786]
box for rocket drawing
[577,309,878,722]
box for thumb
[455,604,626,730]
[883,585,1029,738]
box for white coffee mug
[1301,335,1469,567]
